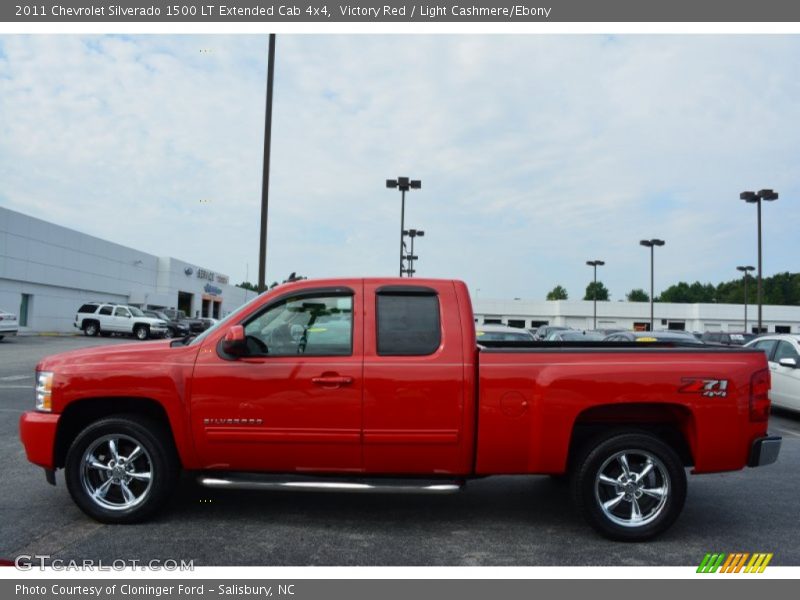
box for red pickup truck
[19,278,781,540]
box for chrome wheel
[135,326,148,340]
[80,434,153,511]
[594,449,669,528]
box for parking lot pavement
[1,336,799,566]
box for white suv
[74,303,168,340]
[0,308,18,341]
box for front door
[771,340,800,411]
[190,285,364,473]
[111,306,131,332]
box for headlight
[35,371,54,412]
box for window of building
[483,318,502,325]
[530,320,549,328]
[633,322,651,332]
[377,291,441,356]
[245,293,353,356]
[507,319,526,329]
[99,306,113,316]
[775,325,791,334]
[667,322,686,331]
[19,294,31,327]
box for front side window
[243,294,353,356]
[114,307,130,317]
[774,341,800,363]
[376,292,441,356]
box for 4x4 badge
[679,378,729,397]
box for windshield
[129,307,145,317]
[155,312,169,321]
[188,292,266,346]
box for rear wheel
[571,432,686,541]
[83,321,99,337]
[64,415,178,523]
[134,325,149,340]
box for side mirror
[222,325,247,357]
[779,357,798,369]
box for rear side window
[78,304,97,313]
[376,292,441,356]
[98,306,113,316]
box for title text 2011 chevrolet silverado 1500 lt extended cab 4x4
[19,278,781,540]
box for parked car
[548,330,605,341]
[745,334,800,412]
[701,331,757,346]
[21,277,780,541]
[0,307,19,341]
[142,310,191,339]
[476,324,536,342]
[162,308,208,334]
[591,328,626,337]
[74,302,168,340]
[534,325,570,340]
[603,330,705,344]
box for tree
[583,281,610,301]
[237,281,258,291]
[546,285,568,300]
[626,288,649,302]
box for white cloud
[1,34,798,299]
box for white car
[745,334,800,412]
[476,324,536,342]
[74,302,168,340]
[0,308,19,341]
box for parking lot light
[640,239,665,331]
[736,265,756,333]
[387,177,422,277]
[404,229,425,278]
[740,189,779,333]
[586,260,605,329]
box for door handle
[311,375,353,386]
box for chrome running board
[197,473,463,495]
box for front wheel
[64,415,179,523]
[571,432,686,541]
[134,325,149,340]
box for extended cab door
[190,284,364,473]
[362,282,473,475]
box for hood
[36,339,181,371]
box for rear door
[362,282,471,475]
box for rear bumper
[748,435,782,467]
[19,411,60,469]
[0,328,17,336]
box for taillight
[749,368,771,422]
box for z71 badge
[679,378,729,397]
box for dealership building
[0,206,250,333]
[474,297,800,334]
[2,205,800,336]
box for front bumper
[19,411,60,469]
[748,435,782,467]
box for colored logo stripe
[697,553,773,573]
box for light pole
[736,265,755,333]
[640,239,665,331]
[585,260,605,329]
[386,177,422,277]
[740,189,778,333]
[404,229,425,278]
[258,33,277,293]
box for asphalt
[1,335,798,566]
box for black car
[534,325,571,340]
[143,310,191,339]
[701,331,757,346]
[162,308,207,333]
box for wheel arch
[54,397,183,469]
[567,402,696,470]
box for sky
[0,34,798,300]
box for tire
[83,321,99,337]
[570,432,686,541]
[134,325,149,340]
[64,415,179,523]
